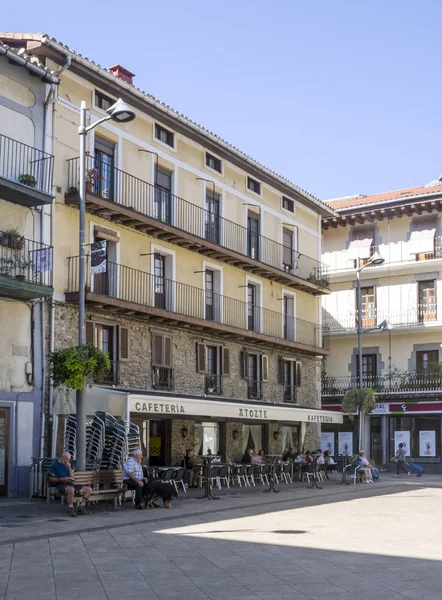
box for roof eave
[0,43,60,84]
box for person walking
[394,442,410,477]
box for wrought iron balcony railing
[0,133,54,196]
[247,379,263,399]
[67,256,328,350]
[66,155,329,289]
[0,230,53,287]
[205,374,222,395]
[322,304,440,332]
[152,366,174,390]
[322,371,442,396]
[283,384,297,403]
[323,236,442,273]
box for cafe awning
[129,394,343,424]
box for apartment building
[321,181,442,471]
[0,33,341,475]
[0,41,59,496]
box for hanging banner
[321,432,335,455]
[90,240,107,274]
[34,247,53,272]
[394,431,411,456]
[338,432,353,456]
[419,431,436,457]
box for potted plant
[18,173,37,188]
[0,256,13,277]
[86,168,102,193]
[0,229,25,250]
[50,345,111,390]
[206,374,218,394]
[12,256,33,281]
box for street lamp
[76,98,136,471]
[356,250,392,452]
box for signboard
[338,432,353,456]
[90,240,107,274]
[419,431,436,457]
[371,403,389,415]
[321,432,335,455]
[394,431,411,456]
[130,395,343,423]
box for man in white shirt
[123,449,147,509]
[315,449,325,465]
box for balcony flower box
[18,173,37,188]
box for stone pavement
[1,475,442,599]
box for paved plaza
[1,475,442,599]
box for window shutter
[164,336,172,367]
[222,347,230,376]
[296,361,302,387]
[85,320,95,346]
[152,334,164,366]
[261,354,268,382]
[240,349,248,378]
[196,343,206,373]
[277,357,283,385]
[118,326,129,362]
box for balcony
[323,236,442,274]
[152,366,174,390]
[205,374,222,395]
[322,305,441,333]
[322,371,442,398]
[0,134,54,207]
[66,256,328,355]
[65,156,329,295]
[96,360,120,385]
[0,231,53,300]
[283,384,297,403]
[247,380,263,399]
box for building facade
[321,182,442,471]
[0,41,59,496]
[0,33,341,484]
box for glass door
[154,166,172,224]
[205,191,220,244]
[154,254,166,309]
[247,213,260,260]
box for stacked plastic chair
[86,414,105,463]
[64,415,77,458]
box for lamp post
[76,98,136,471]
[356,250,390,452]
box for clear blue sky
[3,1,442,200]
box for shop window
[194,422,219,455]
[390,415,441,463]
[282,426,299,453]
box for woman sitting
[357,450,374,483]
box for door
[360,286,376,327]
[205,191,220,244]
[283,296,295,340]
[357,354,377,386]
[370,417,382,467]
[247,354,260,398]
[205,270,214,321]
[283,228,294,271]
[154,166,172,224]
[418,280,436,322]
[149,420,166,466]
[0,408,9,497]
[248,284,257,331]
[247,213,260,260]
[154,254,166,309]
[94,137,114,200]
[283,360,295,402]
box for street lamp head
[106,98,136,123]
[368,250,385,266]
[379,319,393,331]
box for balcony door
[154,253,166,309]
[283,360,296,402]
[357,354,377,386]
[418,280,436,322]
[360,286,376,328]
[205,190,220,244]
[247,212,260,260]
[247,353,260,398]
[206,345,221,393]
[96,324,116,382]
[283,295,295,341]
[154,166,172,224]
[248,283,260,331]
[283,227,294,272]
[94,137,114,200]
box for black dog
[143,480,177,509]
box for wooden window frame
[247,176,261,196]
[155,123,175,148]
[205,152,222,174]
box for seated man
[123,449,147,509]
[49,451,92,517]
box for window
[416,350,439,372]
[247,176,261,195]
[205,270,214,321]
[282,425,299,452]
[283,228,294,271]
[205,152,222,173]
[282,196,294,213]
[410,218,437,261]
[240,350,268,399]
[247,212,260,260]
[247,284,258,331]
[154,166,173,224]
[95,91,114,111]
[418,280,436,322]
[243,425,263,453]
[84,321,129,383]
[279,359,301,402]
[205,190,221,244]
[356,354,377,385]
[194,422,219,455]
[151,333,173,389]
[283,295,295,340]
[359,286,376,328]
[154,254,166,309]
[195,342,230,394]
[94,137,115,200]
[390,415,441,463]
[155,123,174,147]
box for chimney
[109,64,135,85]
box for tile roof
[0,38,60,82]
[326,182,442,211]
[0,32,335,217]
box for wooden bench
[46,470,124,509]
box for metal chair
[172,467,187,493]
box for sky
[3,1,442,200]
